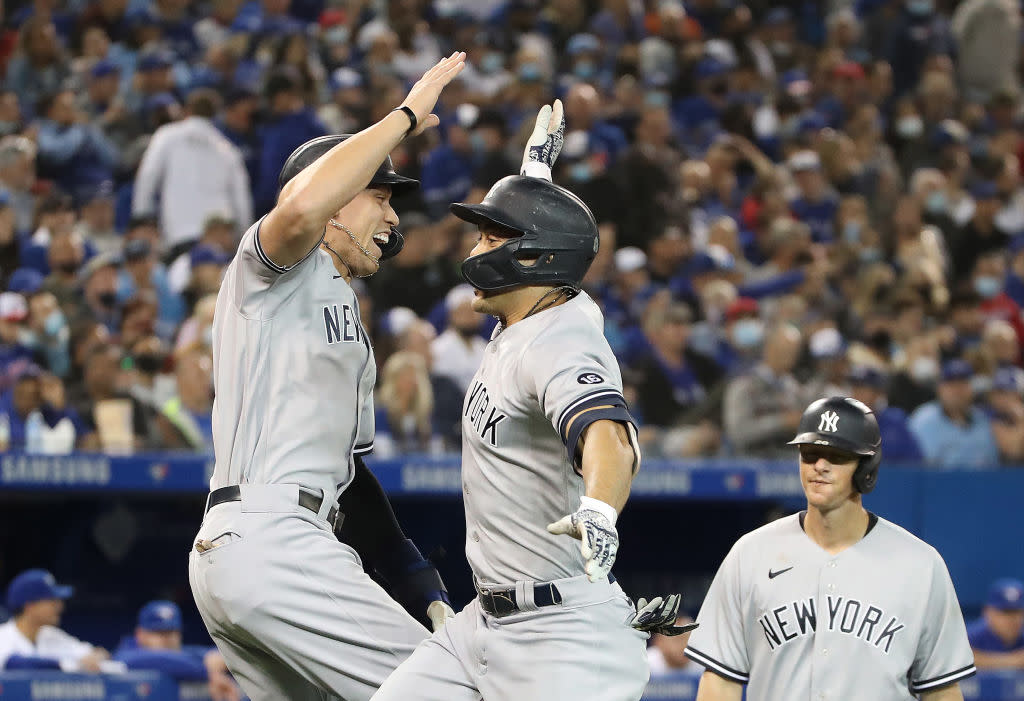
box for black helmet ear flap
[379,227,404,260]
[854,449,882,494]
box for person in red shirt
[972,249,1024,351]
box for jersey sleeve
[909,551,977,694]
[353,358,375,457]
[228,216,324,314]
[523,329,638,471]
[684,540,751,684]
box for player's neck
[502,287,571,327]
[804,500,869,555]
[14,615,42,643]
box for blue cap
[138,50,173,72]
[798,112,827,134]
[764,7,793,25]
[91,59,120,79]
[992,366,1024,393]
[847,365,888,388]
[145,92,179,113]
[190,245,230,267]
[7,267,44,295]
[138,600,182,631]
[5,569,73,611]
[566,33,601,57]
[329,67,364,92]
[941,358,974,382]
[695,58,729,80]
[970,180,1000,201]
[987,578,1024,610]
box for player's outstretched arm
[261,51,466,268]
[920,684,965,701]
[547,419,636,582]
[695,670,744,701]
[336,456,455,631]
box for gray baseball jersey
[191,218,429,701]
[685,512,976,700]
[462,290,639,586]
[209,217,375,498]
[371,291,649,701]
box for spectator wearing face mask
[983,366,1024,463]
[972,249,1024,349]
[888,333,941,414]
[73,252,122,334]
[721,296,764,375]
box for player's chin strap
[325,219,380,278]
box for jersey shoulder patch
[576,372,604,385]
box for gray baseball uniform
[685,512,976,700]
[188,218,428,701]
[372,291,649,701]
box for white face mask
[910,356,939,382]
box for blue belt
[477,573,615,617]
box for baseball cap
[832,61,865,81]
[329,67,364,92]
[970,181,1000,202]
[137,600,182,631]
[190,245,230,267]
[0,291,28,321]
[5,569,73,611]
[91,59,120,79]
[725,297,759,322]
[7,268,44,295]
[940,358,974,382]
[809,327,846,359]
[992,366,1024,394]
[78,252,122,284]
[614,247,647,274]
[566,33,601,57]
[788,150,822,172]
[847,365,888,388]
[138,50,174,72]
[987,578,1024,610]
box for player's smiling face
[325,185,397,277]
[798,445,859,510]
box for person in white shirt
[0,569,119,672]
[647,613,699,678]
[132,89,251,255]
[429,284,486,393]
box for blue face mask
[43,309,65,336]
[925,190,947,215]
[569,161,593,182]
[324,26,349,46]
[974,275,1003,299]
[469,131,488,155]
[859,247,884,263]
[732,318,765,349]
[843,220,862,244]
[573,60,596,80]
[481,52,504,74]
[896,116,923,139]
[518,62,542,82]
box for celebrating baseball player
[187,52,466,701]
[685,396,977,700]
[371,101,672,701]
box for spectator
[632,301,722,431]
[847,365,923,462]
[375,350,440,457]
[4,17,69,120]
[950,0,1020,104]
[40,231,85,313]
[908,358,1000,467]
[722,323,805,457]
[156,347,214,452]
[0,135,37,234]
[166,213,236,293]
[182,244,229,310]
[787,150,839,243]
[0,569,118,672]
[0,194,20,288]
[132,88,251,256]
[802,327,849,399]
[394,316,464,449]
[647,613,699,679]
[985,366,1024,462]
[119,238,187,340]
[113,601,240,700]
[74,252,122,333]
[72,182,120,255]
[430,284,485,395]
[26,290,70,376]
[968,578,1024,669]
[973,250,1024,349]
[0,291,37,384]
[125,334,175,414]
[950,181,1011,284]
[78,344,155,452]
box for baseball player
[685,396,977,701]
[188,52,467,701]
[371,102,677,701]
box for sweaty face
[325,186,397,278]
[798,445,860,511]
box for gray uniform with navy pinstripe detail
[685,512,976,700]
[190,218,428,701]
[209,217,374,499]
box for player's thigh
[371,609,482,701]
[209,627,327,701]
[482,596,650,701]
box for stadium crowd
[1,0,1024,467]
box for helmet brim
[450,201,525,236]
[787,432,875,456]
[371,171,419,195]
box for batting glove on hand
[547,496,619,582]
[629,595,699,636]
[521,99,564,180]
[426,599,456,632]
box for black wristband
[392,106,417,137]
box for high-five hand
[399,52,467,137]
[521,99,565,179]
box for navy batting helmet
[450,175,599,291]
[278,134,418,260]
[787,396,883,493]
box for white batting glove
[521,99,564,181]
[427,599,456,632]
[547,496,619,582]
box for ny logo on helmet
[818,410,840,433]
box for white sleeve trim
[684,646,749,684]
[911,663,976,692]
